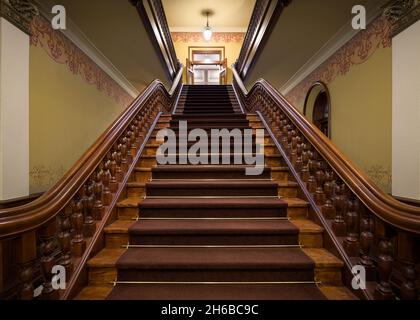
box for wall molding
[37,5,139,98]
[171,32,245,43]
[170,27,248,33]
[280,4,385,95]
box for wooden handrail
[233,64,420,300]
[0,67,182,299]
[0,69,181,238]
[232,66,420,234]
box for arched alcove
[304,82,331,138]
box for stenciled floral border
[171,32,245,43]
[30,15,133,107]
[285,17,392,107]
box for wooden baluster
[281,122,289,147]
[83,181,96,237]
[58,207,73,278]
[136,115,145,145]
[343,199,360,257]
[110,148,118,193]
[120,139,128,173]
[125,132,133,164]
[130,125,137,157]
[400,262,417,300]
[115,144,124,182]
[71,198,86,257]
[314,160,326,205]
[359,215,375,272]
[131,123,140,150]
[290,130,298,165]
[307,151,318,193]
[93,169,104,220]
[285,127,294,155]
[16,232,36,300]
[322,170,336,219]
[40,221,59,299]
[332,184,347,236]
[102,157,112,206]
[295,136,303,171]
[300,143,310,182]
[375,239,395,300]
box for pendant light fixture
[203,11,213,41]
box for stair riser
[145,147,278,157]
[139,157,283,167]
[151,136,273,145]
[278,186,298,198]
[138,208,287,218]
[287,207,308,219]
[271,170,290,182]
[127,186,145,198]
[105,234,129,249]
[315,268,342,286]
[129,234,299,246]
[134,171,151,183]
[89,267,117,286]
[299,233,323,249]
[151,170,272,180]
[146,187,278,197]
[118,207,138,220]
[117,269,315,282]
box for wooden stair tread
[291,219,324,234]
[88,249,126,268]
[283,198,309,207]
[107,283,326,300]
[140,198,287,208]
[117,247,315,270]
[319,286,358,300]
[74,286,113,300]
[129,219,299,235]
[104,220,134,234]
[303,249,344,268]
[117,198,139,208]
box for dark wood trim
[232,65,420,234]
[63,112,164,300]
[393,195,420,207]
[130,0,180,80]
[0,193,43,210]
[232,64,420,300]
[303,81,332,139]
[236,0,291,79]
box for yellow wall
[173,39,243,84]
[289,47,393,192]
[29,45,129,193]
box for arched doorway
[304,82,331,138]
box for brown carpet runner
[107,85,326,300]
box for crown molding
[170,26,248,33]
[280,4,385,95]
[36,4,139,98]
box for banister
[233,64,420,300]
[232,66,420,234]
[0,67,183,239]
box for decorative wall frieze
[383,0,419,37]
[0,0,38,34]
[171,32,245,43]
[30,15,133,107]
[285,17,392,108]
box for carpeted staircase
[75,85,356,300]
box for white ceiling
[162,0,256,32]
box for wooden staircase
[75,85,355,300]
